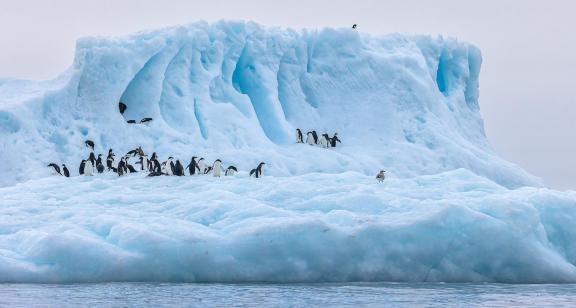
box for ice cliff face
[0,21,536,186]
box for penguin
[376,170,386,183]
[88,152,96,170]
[48,163,61,175]
[249,162,265,178]
[319,133,330,148]
[122,157,129,174]
[126,147,143,157]
[212,159,223,177]
[147,171,164,177]
[140,118,153,125]
[117,158,126,176]
[197,158,206,175]
[151,158,161,173]
[163,157,174,175]
[119,102,127,114]
[126,157,137,173]
[83,159,93,176]
[79,160,86,175]
[312,131,319,144]
[186,156,201,175]
[352,24,357,29]
[225,166,237,176]
[127,120,136,124]
[174,160,185,176]
[85,140,95,151]
[170,158,176,175]
[62,164,70,177]
[136,154,149,171]
[306,131,315,145]
[96,154,105,173]
[137,146,145,157]
[330,133,341,147]
[96,154,103,167]
[296,128,304,143]
[150,152,159,172]
[204,166,213,175]
[106,149,115,170]
[127,164,137,173]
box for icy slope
[0,170,575,283]
[0,21,536,187]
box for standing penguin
[186,157,201,175]
[117,158,126,176]
[319,133,330,148]
[163,157,175,175]
[296,129,304,143]
[151,157,161,173]
[212,159,223,177]
[225,166,238,176]
[79,160,86,175]
[376,170,386,183]
[312,131,319,144]
[48,163,61,175]
[96,154,103,167]
[150,152,159,172]
[83,159,94,176]
[95,154,104,173]
[136,154,149,171]
[85,140,95,151]
[119,102,127,115]
[197,158,206,175]
[330,133,342,148]
[174,160,185,176]
[249,162,266,178]
[88,152,97,171]
[62,164,70,177]
[107,149,115,170]
[306,131,315,145]
[96,162,105,174]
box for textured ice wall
[0,21,537,187]
[0,170,574,283]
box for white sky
[1,0,574,189]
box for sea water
[1,283,575,307]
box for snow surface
[1,170,576,283]
[1,21,575,283]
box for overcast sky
[1,0,574,189]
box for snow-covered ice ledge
[1,170,575,283]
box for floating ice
[0,21,574,284]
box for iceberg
[0,21,574,283]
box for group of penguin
[119,102,154,125]
[296,129,341,148]
[48,140,267,179]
